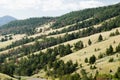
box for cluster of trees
[116,43,120,52]
[60,73,81,80]
[74,40,84,51]
[109,29,120,37]
[0,17,54,35]
[49,15,120,47]
[0,43,73,76]
[47,60,78,77]
[114,67,120,79]
[106,43,120,56]
[86,43,120,64]
[0,35,46,51]
[52,3,120,29]
[50,18,100,35]
[0,35,13,42]
[60,66,120,80]
[85,55,96,64]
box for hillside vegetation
[0,17,54,35]
[0,3,120,80]
[52,3,120,28]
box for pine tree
[88,39,92,45]
[85,58,88,63]
[106,45,114,55]
[89,55,96,64]
[115,29,119,35]
[98,34,103,42]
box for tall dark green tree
[115,29,120,35]
[98,34,103,42]
[106,45,114,55]
[85,58,88,63]
[89,55,96,64]
[88,39,92,45]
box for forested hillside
[0,17,54,35]
[0,2,120,80]
[52,3,120,28]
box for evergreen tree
[89,55,96,64]
[115,29,119,35]
[98,34,103,42]
[106,45,114,55]
[85,58,88,63]
[88,39,92,45]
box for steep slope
[0,2,120,80]
[0,15,16,26]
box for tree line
[51,3,120,29]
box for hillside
[52,3,120,28]
[0,15,16,26]
[0,73,17,80]
[0,17,54,35]
[0,3,120,80]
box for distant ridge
[0,15,16,26]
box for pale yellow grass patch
[0,34,26,48]
[0,73,17,80]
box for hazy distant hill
[0,15,16,26]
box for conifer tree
[98,34,103,42]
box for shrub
[98,53,103,59]
[108,58,114,62]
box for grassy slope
[0,34,26,48]
[0,17,92,54]
[28,27,120,79]
[0,15,116,55]
[61,33,120,75]
[0,73,17,80]
[0,15,120,79]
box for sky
[0,0,120,19]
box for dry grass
[0,16,119,79]
[22,27,120,61]
[61,33,120,74]
[0,39,42,54]
[0,34,26,48]
[61,28,120,62]
[0,73,17,80]
[0,16,116,54]
[47,16,117,38]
